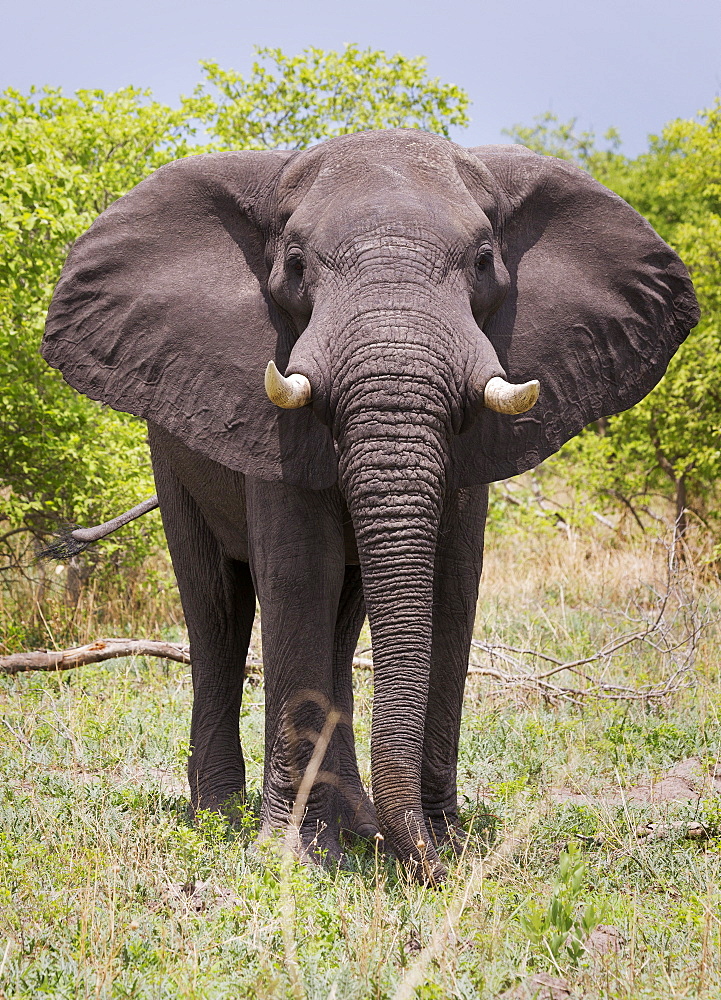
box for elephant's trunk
[335,345,453,882]
[287,287,509,879]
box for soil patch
[548,757,721,807]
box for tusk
[484,376,540,415]
[264,360,312,409]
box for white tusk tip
[265,360,312,409]
[484,376,540,415]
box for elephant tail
[39,495,160,560]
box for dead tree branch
[0,638,191,675]
[0,638,375,676]
[467,533,711,704]
[2,530,710,705]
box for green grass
[2,526,721,998]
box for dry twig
[468,530,711,704]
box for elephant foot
[188,772,247,827]
[339,786,381,842]
[258,777,350,869]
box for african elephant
[42,129,698,882]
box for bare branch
[600,489,646,532]
[3,531,708,710]
[0,638,191,674]
[0,527,36,547]
[0,638,375,676]
[466,536,710,705]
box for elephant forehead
[314,128,482,182]
[275,130,501,245]
[316,152,478,209]
[288,130,478,202]
[288,182,490,260]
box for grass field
[2,515,721,998]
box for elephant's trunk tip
[484,376,540,415]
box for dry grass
[482,525,664,609]
[0,547,183,656]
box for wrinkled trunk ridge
[345,442,446,880]
[335,340,454,881]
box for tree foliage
[196,45,470,150]
[0,86,197,545]
[0,49,470,550]
[504,111,622,167]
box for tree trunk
[675,475,687,537]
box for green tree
[0,86,198,547]
[504,110,622,168]
[197,44,470,150]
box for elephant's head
[42,130,698,876]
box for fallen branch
[0,638,191,675]
[2,526,709,705]
[467,613,702,704]
[0,639,376,676]
[465,656,692,705]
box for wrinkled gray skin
[42,130,699,883]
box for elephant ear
[451,144,700,486]
[42,151,337,489]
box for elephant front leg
[150,438,255,817]
[246,480,348,865]
[422,485,488,850]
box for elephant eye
[475,245,494,273]
[286,249,305,278]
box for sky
[3,0,720,156]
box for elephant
[42,129,698,883]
